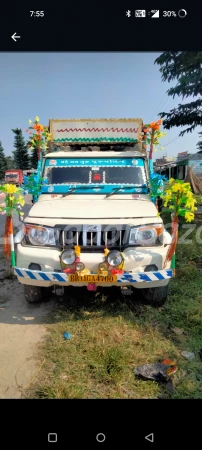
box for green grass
[194,193,202,206]
[28,213,202,399]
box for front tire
[24,285,48,303]
[140,284,169,307]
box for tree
[0,141,8,180]
[197,131,202,152]
[12,128,30,170]
[155,52,202,136]
[28,143,38,169]
[5,156,15,170]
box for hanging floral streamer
[162,178,197,268]
[23,174,48,203]
[26,116,51,160]
[143,119,166,160]
[25,116,51,202]
[142,120,167,208]
[0,184,25,266]
[149,172,167,206]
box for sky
[0,52,200,159]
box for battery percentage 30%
[163,11,177,17]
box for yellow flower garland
[74,245,81,257]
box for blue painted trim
[41,184,148,194]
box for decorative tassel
[4,216,12,261]
[164,217,178,268]
[87,283,97,291]
[171,254,176,276]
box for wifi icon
[151,10,159,18]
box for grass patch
[194,193,202,206]
[29,214,202,399]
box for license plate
[68,274,117,282]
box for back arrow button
[11,33,21,42]
[145,433,154,443]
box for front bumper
[15,243,173,288]
[14,267,173,289]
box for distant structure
[23,169,37,176]
[154,151,202,180]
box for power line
[164,136,180,147]
[151,94,168,117]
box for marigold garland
[143,119,166,159]
[162,179,197,267]
[26,115,52,159]
[0,184,25,265]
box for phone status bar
[126,9,188,19]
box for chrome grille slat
[83,230,87,246]
[119,230,122,250]
[60,225,128,250]
[97,230,101,246]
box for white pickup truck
[14,118,173,305]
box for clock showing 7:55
[30,11,44,17]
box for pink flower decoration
[110,269,124,275]
[62,268,75,274]
[87,283,97,291]
[0,203,6,207]
[0,211,6,215]
[0,193,5,199]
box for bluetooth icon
[126,10,131,17]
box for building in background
[154,152,189,180]
[154,151,202,180]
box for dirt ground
[0,194,54,399]
[0,257,54,398]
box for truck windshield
[5,174,18,178]
[44,158,146,186]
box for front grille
[59,225,130,251]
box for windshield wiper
[62,188,77,197]
[61,185,105,197]
[105,188,123,198]
[105,186,142,198]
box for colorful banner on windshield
[45,158,145,167]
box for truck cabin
[41,143,149,197]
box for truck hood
[28,199,158,219]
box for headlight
[107,251,123,267]
[129,224,164,246]
[60,249,76,265]
[75,262,85,271]
[99,262,108,271]
[24,225,58,246]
